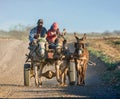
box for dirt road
[0,38,118,98]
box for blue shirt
[29,26,47,42]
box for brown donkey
[74,33,89,86]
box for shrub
[88,47,117,70]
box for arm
[40,27,48,37]
[47,30,56,39]
[47,30,57,43]
[29,27,37,42]
[29,30,34,42]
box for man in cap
[29,19,47,44]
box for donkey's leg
[60,67,68,86]
[79,65,83,85]
[77,63,81,85]
[60,61,68,86]
[80,66,85,85]
[55,65,60,82]
[34,64,39,87]
[38,64,44,86]
[55,60,62,83]
[77,70,81,85]
[59,63,64,86]
[60,71,64,86]
[75,59,80,85]
[82,63,87,85]
[64,68,68,86]
[64,60,69,86]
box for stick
[88,60,96,66]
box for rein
[56,43,63,48]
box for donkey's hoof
[39,85,42,87]
[59,83,64,87]
[39,82,42,85]
[63,84,68,87]
[58,79,61,82]
[70,82,76,85]
[77,83,80,86]
[79,83,85,86]
[57,83,66,87]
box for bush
[88,47,117,70]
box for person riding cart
[46,22,60,49]
[27,19,47,76]
[29,19,47,47]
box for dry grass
[85,36,120,90]
[88,39,120,62]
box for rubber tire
[24,64,30,86]
[69,62,76,85]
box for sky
[0,0,120,33]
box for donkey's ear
[82,33,87,40]
[74,32,79,40]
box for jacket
[47,29,60,43]
[29,26,47,42]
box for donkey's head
[55,35,66,54]
[36,36,46,58]
[74,33,87,55]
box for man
[29,19,47,44]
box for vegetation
[88,47,118,70]
[0,25,32,40]
[87,38,120,91]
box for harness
[56,43,63,48]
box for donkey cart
[24,37,76,87]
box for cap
[37,19,43,24]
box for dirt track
[0,38,119,98]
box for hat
[53,22,58,30]
[37,19,43,24]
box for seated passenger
[29,19,47,50]
[47,22,60,49]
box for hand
[34,34,39,39]
[32,39,37,44]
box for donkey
[53,34,69,86]
[74,33,89,86]
[29,36,47,87]
[37,34,69,86]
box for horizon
[0,0,120,33]
[1,24,120,34]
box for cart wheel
[24,64,30,86]
[69,62,76,85]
